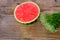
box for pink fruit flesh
[15,2,39,22]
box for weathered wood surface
[0,0,60,40]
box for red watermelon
[14,2,40,24]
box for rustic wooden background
[0,0,60,40]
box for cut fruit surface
[14,2,40,24]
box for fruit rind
[14,2,40,24]
[40,13,57,32]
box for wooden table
[0,0,60,40]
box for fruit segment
[14,2,40,24]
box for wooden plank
[0,0,60,40]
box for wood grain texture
[0,0,60,40]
